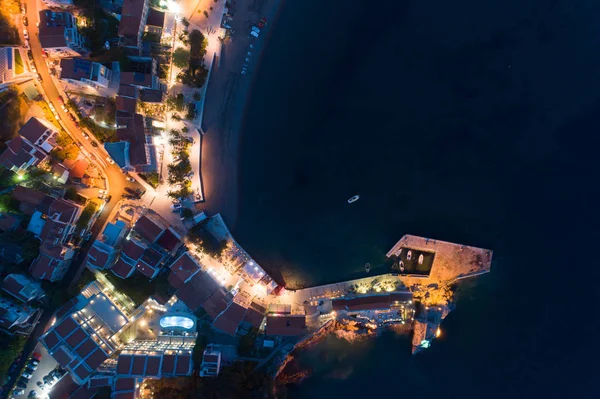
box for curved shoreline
[200,0,287,229]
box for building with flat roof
[200,347,221,377]
[38,10,87,57]
[0,47,30,84]
[40,283,135,385]
[265,315,306,336]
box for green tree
[0,194,19,213]
[76,202,98,229]
[173,47,190,69]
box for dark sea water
[236,0,600,397]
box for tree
[0,194,19,213]
[181,17,190,28]
[76,202,97,229]
[189,30,207,61]
[173,47,190,69]
[193,92,201,101]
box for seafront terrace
[387,235,493,284]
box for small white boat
[348,195,360,204]
[407,250,412,260]
[418,254,424,265]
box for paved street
[23,0,149,291]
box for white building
[199,346,222,377]
[38,10,87,58]
[59,58,112,89]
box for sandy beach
[200,0,285,228]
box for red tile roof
[0,213,20,232]
[87,244,112,269]
[266,315,306,336]
[41,330,60,350]
[29,254,60,280]
[0,136,45,172]
[75,338,96,359]
[161,354,175,375]
[116,354,132,375]
[212,302,246,336]
[121,239,145,261]
[168,252,200,290]
[114,377,135,391]
[145,356,161,377]
[331,293,412,312]
[133,215,163,243]
[68,159,89,179]
[48,198,81,224]
[19,117,55,145]
[175,271,219,311]
[1,274,27,300]
[12,186,46,207]
[116,113,148,167]
[131,355,146,375]
[202,289,229,319]
[111,258,136,279]
[55,316,78,338]
[73,364,92,381]
[175,354,191,376]
[118,84,138,98]
[66,326,87,347]
[243,308,265,329]
[54,346,73,367]
[85,348,108,370]
[156,228,180,252]
[116,95,137,114]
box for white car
[126,177,135,182]
[23,29,28,40]
[106,157,115,165]
[82,132,89,140]
[98,189,107,195]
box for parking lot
[11,344,59,399]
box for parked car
[25,364,37,372]
[82,132,89,139]
[36,381,44,388]
[23,29,28,39]
[126,177,135,182]
[57,96,64,104]
[83,100,93,107]
[98,189,107,195]
[28,390,39,398]
[105,195,112,203]
[32,353,42,362]
[171,203,182,210]
[106,157,115,165]
[16,379,27,389]
[13,388,25,396]
[90,141,98,147]
[22,372,32,379]
[23,16,28,26]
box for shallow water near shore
[236,0,600,397]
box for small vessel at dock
[348,195,360,204]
